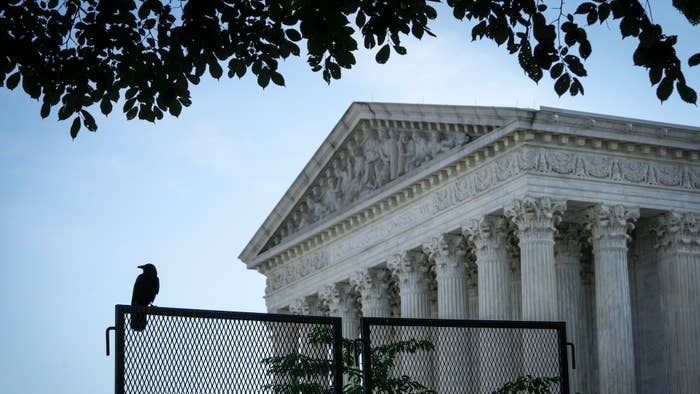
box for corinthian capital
[462,215,510,251]
[584,204,639,242]
[289,297,311,315]
[387,250,431,285]
[423,234,467,269]
[350,267,391,301]
[505,196,566,238]
[319,282,356,316]
[651,211,700,254]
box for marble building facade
[239,103,700,393]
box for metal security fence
[360,317,570,394]
[106,305,343,394]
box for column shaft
[425,234,472,393]
[464,216,513,392]
[505,197,565,322]
[653,212,700,392]
[389,250,433,389]
[586,204,639,394]
[555,224,584,394]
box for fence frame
[360,317,570,394]
[110,304,344,394]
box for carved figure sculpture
[426,132,446,160]
[398,131,415,176]
[322,169,340,213]
[306,185,327,223]
[379,128,399,182]
[413,130,428,168]
[362,129,383,190]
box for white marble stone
[424,234,472,392]
[464,216,515,392]
[554,223,585,393]
[652,211,700,393]
[585,204,639,394]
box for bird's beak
[137,265,144,269]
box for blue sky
[1,3,698,393]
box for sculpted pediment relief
[260,122,496,253]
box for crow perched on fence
[130,263,159,331]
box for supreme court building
[239,103,700,393]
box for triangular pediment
[239,103,535,264]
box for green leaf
[394,45,407,56]
[579,40,592,59]
[126,107,138,120]
[100,98,113,115]
[286,29,301,42]
[689,53,700,67]
[657,77,673,102]
[125,87,137,100]
[70,116,81,139]
[554,73,571,96]
[6,72,20,90]
[48,0,58,8]
[81,110,96,131]
[40,103,50,118]
[356,11,366,28]
[270,72,285,86]
[676,82,697,104]
[550,63,564,79]
[257,69,270,88]
[649,68,662,85]
[375,44,390,64]
[599,4,611,22]
[209,59,223,79]
[58,105,71,121]
[169,100,182,117]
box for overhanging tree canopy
[1,0,698,138]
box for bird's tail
[130,307,148,331]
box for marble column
[319,282,360,339]
[388,250,434,389]
[585,204,639,394]
[424,234,469,319]
[424,234,472,393]
[505,196,566,322]
[506,197,565,382]
[266,309,299,390]
[651,211,700,392]
[580,257,598,394]
[388,250,433,319]
[464,216,513,392]
[554,223,585,394]
[464,216,511,320]
[508,241,524,379]
[290,297,331,389]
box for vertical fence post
[557,322,570,394]
[361,319,372,394]
[114,306,125,394]
[332,318,343,394]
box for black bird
[130,263,159,331]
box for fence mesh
[114,306,342,394]
[361,318,568,394]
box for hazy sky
[1,3,698,393]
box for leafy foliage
[1,0,697,137]
[493,375,560,394]
[261,326,435,394]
